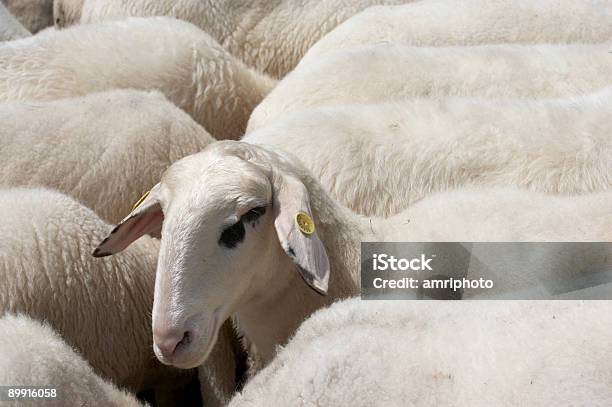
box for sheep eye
[218,206,266,249]
[219,221,245,248]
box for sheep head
[93,141,329,368]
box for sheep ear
[92,184,163,257]
[272,175,330,295]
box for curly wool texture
[0,90,214,224]
[247,42,612,132]
[301,0,612,63]
[246,89,612,217]
[0,17,275,140]
[0,314,145,407]
[230,299,612,407]
[73,0,414,78]
[0,2,30,41]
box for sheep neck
[234,171,380,364]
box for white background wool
[0,17,276,140]
[246,89,612,216]
[0,90,214,223]
[0,314,145,407]
[301,0,612,63]
[248,42,612,132]
[229,299,612,407]
[68,0,415,78]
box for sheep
[0,314,145,407]
[247,42,612,132]
[0,89,216,224]
[246,89,612,217]
[66,0,415,79]
[94,141,612,371]
[2,0,53,33]
[0,17,276,140]
[0,2,30,41]
[229,299,612,407]
[0,187,242,406]
[301,0,612,64]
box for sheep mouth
[170,308,223,369]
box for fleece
[302,0,612,63]
[248,42,612,132]
[246,89,612,216]
[0,17,275,140]
[230,298,612,407]
[75,0,414,78]
[0,89,214,224]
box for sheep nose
[154,329,191,360]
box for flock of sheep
[1,0,612,406]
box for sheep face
[93,141,330,369]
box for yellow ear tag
[295,212,315,235]
[131,190,150,211]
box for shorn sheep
[246,89,612,216]
[229,299,612,407]
[0,2,30,41]
[0,90,214,223]
[0,314,145,407]
[0,188,241,406]
[95,141,612,370]
[247,42,612,132]
[62,0,414,78]
[2,0,53,33]
[0,17,276,140]
[301,0,612,63]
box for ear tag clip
[295,212,315,235]
[131,190,150,211]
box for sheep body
[0,314,145,406]
[246,89,612,216]
[73,0,413,78]
[0,89,214,223]
[302,0,612,63]
[0,17,275,139]
[248,42,612,131]
[0,187,172,391]
[229,299,612,407]
[95,141,612,371]
[2,0,52,33]
[0,2,30,41]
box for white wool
[302,0,612,63]
[73,0,414,78]
[0,17,275,139]
[247,42,612,132]
[2,0,52,33]
[229,299,612,407]
[0,89,214,223]
[0,187,240,405]
[246,89,612,216]
[0,2,30,41]
[0,314,145,406]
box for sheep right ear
[92,184,163,257]
[272,174,330,295]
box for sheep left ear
[92,183,164,257]
[272,174,330,295]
